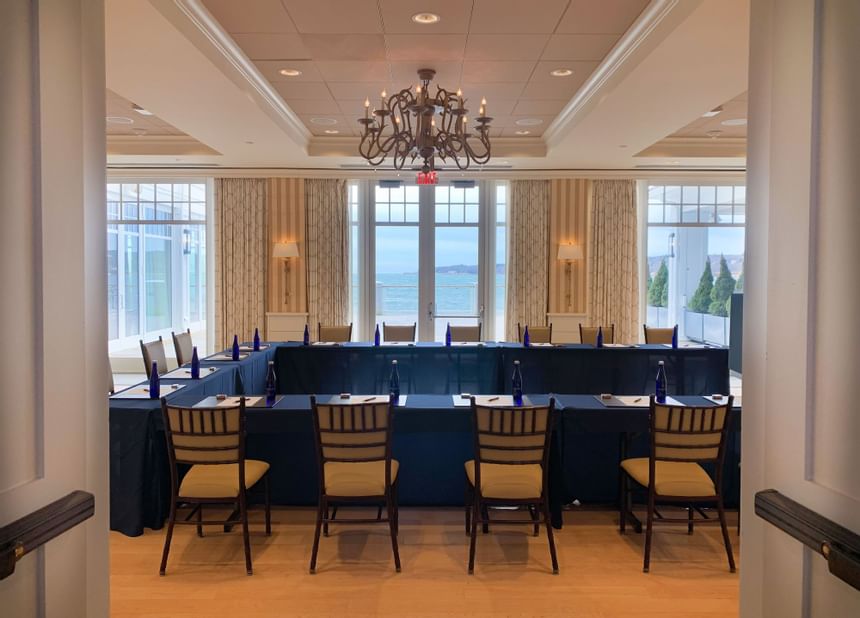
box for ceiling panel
[556,0,649,34]
[464,34,550,61]
[377,0,475,34]
[461,61,537,83]
[385,34,467,61]
[105,89,187,136]
[667,92,748,139]
[470,0,570,34]
[302,34,387,61]
[202,0,650,138]
[203,0,297,33]
[281,0,382,34]
[541,34,620,61]
[233,34,312,60]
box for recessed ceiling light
[619,144,628,149]
[721,118,747,126]
[412,12,440,24]
[324,129,339,134]
[670,160,681,165]
[706,130,722,138]
[550,68,573,77]
[279,68,302,77]
[132,103,153,116]
[106,116,134,124]
[702,105,723,118]
[244,140,254,144]
[310,117,338,125]
[515,118,543,126]
[515,130,531,135]
[132,128,147,136]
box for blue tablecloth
[109,344,737,536]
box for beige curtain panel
[305,178,349,340]
[587,179,639,344]
[214,178,268,350]
[505,180,550,342]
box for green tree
[688,259,714,313]
[648,260,668,308]
[709,255,736,317]
[735,269,744,292]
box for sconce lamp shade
[557,244,583,261]
[273,242,299,259]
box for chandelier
[358,69,492,173]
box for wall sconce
[557,244,583,311]
[273,242,299,305]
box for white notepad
[110,384,185,399]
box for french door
[354,180,504,342]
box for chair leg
[159,501,177,576]
[688,506,694,535]
[643,492,655,573]
[324,504,335,537]
[239,494,252,575]
[481,504,489,534]
[196,503,204,538]
[468,498,479,574]
[309,499,325,574]
[717,497,736,573]
[619,472,628,534]
[264,476,272,537]
[377,505,383,521]
[386,494,401,573]
[529,504,540,537]
[542,502,559,575]
[393,482,400,536]
[464,482,472,536]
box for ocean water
[359,272,505,316]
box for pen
[488,396,499,402]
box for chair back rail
[140,337,168,377]
[517,323,552,344]
[579,324,615,345]
[643,325,676,345]
[172,329,193,366]
[318,323,353,342]
[449,324,482,342]
[383,322,416,342]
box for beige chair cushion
[464,460,543,500]
[178,460,270,499]
[324,460,399,497]
[621,458,716,497]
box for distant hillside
[435,264,505,275]
[648,255,743,277]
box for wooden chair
[140,337,168,378]
[383,322,416,343]
[171,329,194,366]
[517,323,552,344]
[643,325,677,345]
[464,399,559,574]
[449,324,482,342]
[108,359,115,395]
[309,397,400,574]
[579,323,615,345]
[159,399,271,575]
[619,396,735,573]
[318,323,353,343]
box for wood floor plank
[110,507,739,618]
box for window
[349,179,507,341]
[107,181,208,358]
[645,183,745,345]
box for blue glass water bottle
[265,360,277,407]
[671,325,678,349]
[445,323,452,347]
[596,326,604,348]
[149,362,160,399]
[231,334,240,360]
[303,324,310,346]
[190,346,200,379]
[389,360,400,403]
[374,324,381,347]
[523,325,531,347]
[253,327,261,351]
[655,360,667,403]
[512,360,524,406]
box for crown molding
[635,136,747,158]
[544,0,684,147]
[307,136,547,159]
[168,0,311,147]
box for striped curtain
[214,178,267,350]
[587,179,639,343]
[305,179,349,340]
[505,180,550,342]
[267,178,306,313]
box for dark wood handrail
[755,489,860,592]
[0,490,94,580]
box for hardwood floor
[110,507,739,618]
